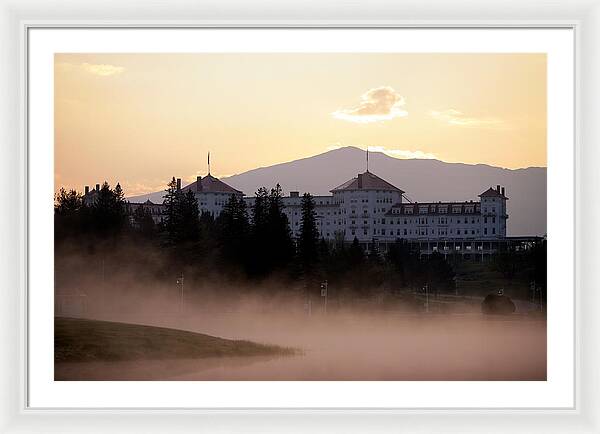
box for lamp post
[320,280,328,314]
[176,272,184,316]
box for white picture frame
[1,0,599,432]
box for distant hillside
[128,146,546,236]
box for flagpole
[208,152,210,175]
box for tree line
[56,180,515,299]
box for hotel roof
[478,187,509,200]
[330,171,404,193]
[182,174,243,195]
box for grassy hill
[55,317,296,363]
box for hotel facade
[80,169,517,256]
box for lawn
[55,317,296,363]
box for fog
[55,270,546,381]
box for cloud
[326,143,437,160]
[429,109,504,128]
[81,63,125,76]
[122,180,168,197]
[56,61,125,77]
[332,86,408,123]
[368,146,437,160]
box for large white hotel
[99,168,513,256]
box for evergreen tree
[267,184,294,269]
[298,193,319,271]
[179,189,200,242]
[423,252,456,296]
[386,239,420,287]
[249,187,270,275]
[348,236,364,267]
[89,181,127,237]
[132,205,156,238]
[162,177,182,244]
[249,185,294,276]
[54,188,84,240]
[217,194,250,268]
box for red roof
[330,171,404,193]
[478,187,508,199]
[182,174,243,195]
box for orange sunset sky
[55,53,546,196]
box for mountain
[128,146,546,236]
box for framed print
[1,0,599,433]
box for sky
[55,53,546,196]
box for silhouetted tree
[298,193,319,273]
[493,249,519,279]
[132,205,156,238]
[267,184,294,269]
[217,194,250,269]
[179,189,200,242]
[88,181,127,237]
[162,177,182,244]
[54,188,84,240]
[423,252,456,296]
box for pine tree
[217,194,250,269]
[132,205,155,238]
[89,182,127,237]
[348,236,364,267]
[163,177,182,244]
[179,189,200,242]
[268,184,294,269]
[54,188,84,240]
[249,187,271,275]
[298,192,319,270]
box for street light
[176,272,184,315]
[320,280,328,314]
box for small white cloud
[368,146,437,160]
[325,144,437,160]
[81,62,125,76]
[57,61,125,77]
[332,86,408,123]
[429,109,504,128]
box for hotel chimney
[176,178,181,190]
[357,173,363,189]
[95,183,100,192]
[84,186,89,195]
[501,187,505,196]
[496,184,500,192]
[196,176,202,192]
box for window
[493,228,496,234]
[484,228,488,235]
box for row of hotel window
[290,216,497,226]
[347,227,497,236]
